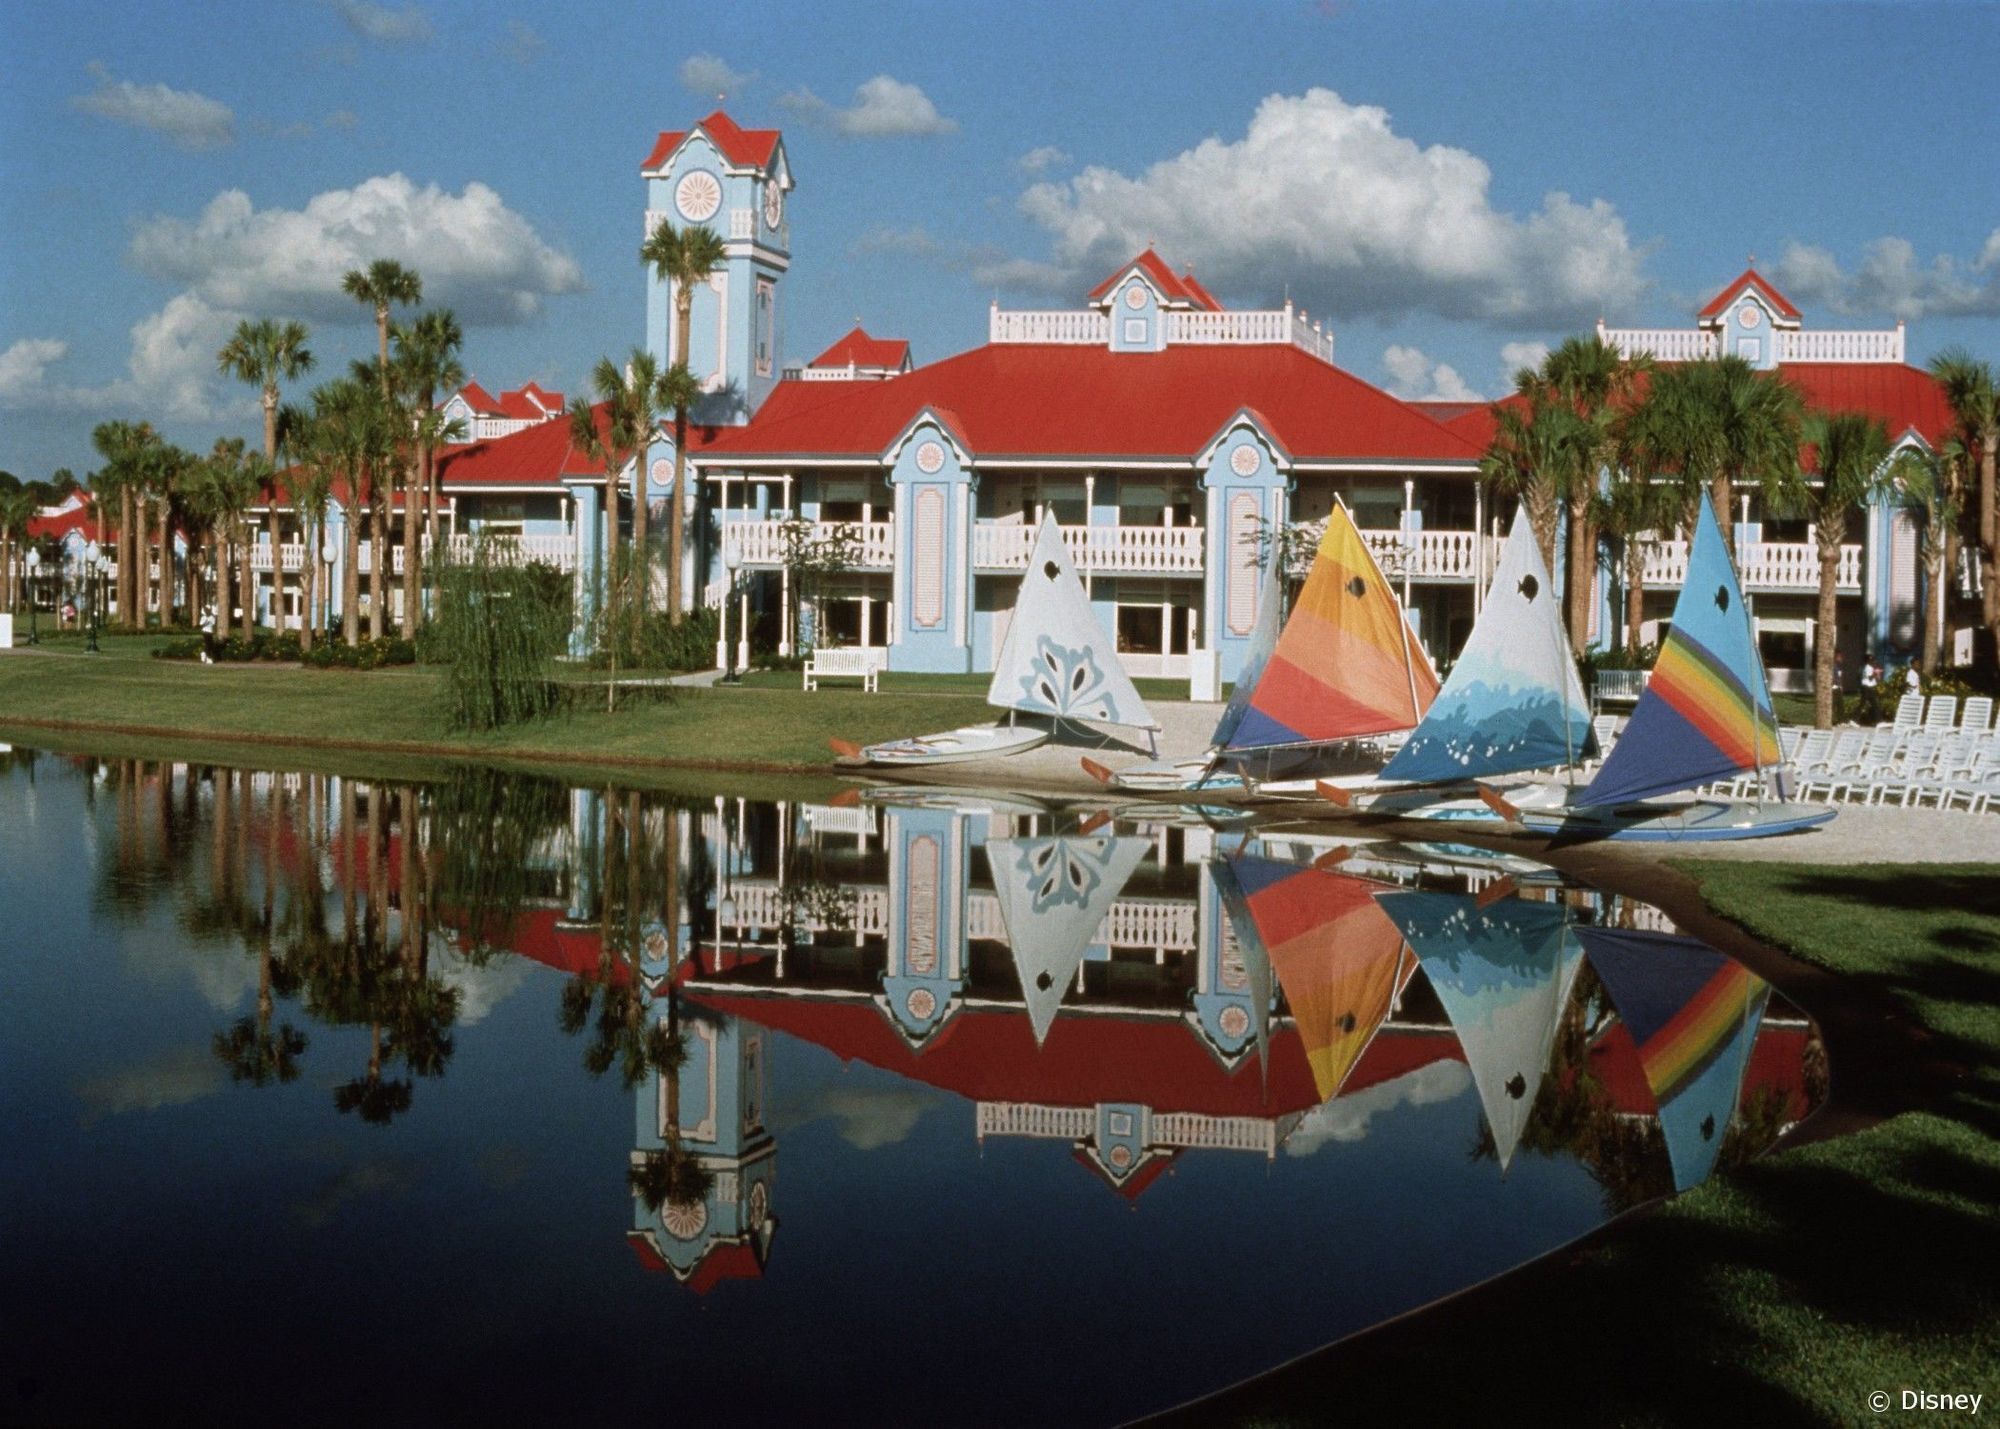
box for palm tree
[402,309,464,549]
[1703,355,1804,551]
[217,319,315,628]
[391,313,466,635]
[314,376,394,645]
[341,260,422,400]
[88,421,159,628]
[1479,388,1583,579]
[1601,404,1675,660]
[0,478,34,616]
[1531,336,1651,652]
[641,219,728,615]
[145,443,196,628]
[1928,349,1998,651]
[1889,440,1966,675]
[1800,411,1891,727]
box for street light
[321,539,338,638]
[720,546,743,684]
[84,542,102,653]
[23,548,39,646]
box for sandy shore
[852,699,2000,865]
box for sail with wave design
[985,833,1152,1045]
[988,512,1158,731]
[1218,502,1440,754]
[1581,493,1782,806]
[1578,926,1770,1193]
[1216,851,1407,1103]
[1378,887,1580,1172]
[1381,506,1594,784]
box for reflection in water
[1,752,1827,1423]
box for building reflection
[59,753,1826,1297]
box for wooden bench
[803,646,881,693]
[1593,667,1649,707]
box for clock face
[914,440,946,475]
[1124,283,1147,310]
[763,182,784,230]
[1229,443,1261,477]
[1737,303,1762,329]
[675,170,722,224]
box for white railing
[443,532,577,572]
[973,521,1205,574]
[1357,529,1501,583]
[1165,308,1334,361]
[977,1103,1096,1141]
[1642,539,1862,591]
[248,544,306,573]
[724,878,1197,953]
[1152,1113,1278,1154]
[1780,328,1905,363]
[1596,326,1719,362]
[720,519,895,569]
[989,309,1111,344]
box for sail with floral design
[988,512,1159,731]
[986,833,1152,1044]
[1218,501,1440,754]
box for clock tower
[640,110,794,425]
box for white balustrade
[989,309,1111,344]
[1780,328,1905,363]
[1152,1113,1279,1154]
[991,305,1333,359]
[973,522,1205,574]
[724,878,1196,952]
[1597,327,1719,362]
[248,544,306,573]
[977,1103,1096,1140]
[442,532,577,572]
[1642,539,1862,591]
[720,519,895,569]
[729,207,754,240]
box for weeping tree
[779,517,863,653]
[428,536,572,730]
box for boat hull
[859,724,1051,767]
[1109,756,1247,794]
[1515,798,1837,843]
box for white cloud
[128,173,586,325]
[70,61,235,150]
[1382,344,1481,402]
[786,1085,930,1150]
[1016,144,1070,176]
[0,339,71,404]
[781,75,957,138]
[76,1043,226,1123]
[328,0,432,44]
[1773,233,2000,320]
[679,53,755,97]
[1499,340,1550,381]
[1019,88,1646,326]
[856,226,1071,296]
[1285,1058,1472,1154]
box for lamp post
[321,539,338,640]
[84,542,102,653]
[720,547,743,684]
[23,548,39,645]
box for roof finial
[1747,251,1757,269]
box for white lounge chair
[1960,696,1994,734]
[1800,730,1866,801]
[1865,731,1943,805]
[1881,692,1925,734]
[1923,696,1959,733]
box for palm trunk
[0,536,10,615]
[400,453,421,639]
[153,496,169,628]
[369,481,387,642]
[1623,537,1646,659]
[1711,475,1735,553]
[1524,482,1559,580]
[301,514,318,653]
[1814,526,1841,730]
[1922,535,1943,676]
[119,487,136,626]
[1565,501,1593,653]
[238,521,254,638]
[670,294,694,617]
[632,441,649,616]
[1982,435,1999,643]
[263,390,280,631]
[212,530,230,643]
[342,497,361,647]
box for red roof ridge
[1698,268,1803,322]
[809,325,912,371]
[641,109,783,173]
[1087,247,1220,311]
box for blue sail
[1578,926,1770,1193]
[1382,507,1593,784]
[1209,553,1285,751]
[1582,494,1783,806]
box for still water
[0,751,1824,1425]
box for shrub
[430,541,571,730]
[152,632,305,663]
[299,638,417,670]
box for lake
[0,750,1823,1425]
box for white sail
[985,834,1152,1045]
[988,513,1159,730]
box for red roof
[497,383,564,420]
[809,326,911,372]
[1784,363,1956,446]
[640,110,781,173]
[452,381,503,416]
[1086,248,1223,312]
[1698,268,1803,322]
[27,497,107,543]
[696,343,1484,465]
[431,402,725,488]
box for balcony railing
[973,521,1206,574]
[443,532,578,572]
[1644,539,1862,591]
[1596,326,1719,362]
[248,544,307,573]
[1285,526,1502,583]
[720,519,895,570]
[989,309,1111,344]
[1780,327,1905,363]
[990,303,1333,360]
[725,879,1197,952]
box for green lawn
[0,643,991,775]
[735,666,1204,701]
[1182,862,2000,1427]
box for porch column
[569,482,601,657]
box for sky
[3,0,1998,480]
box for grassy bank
[0,641,990,775]
[1181,862,2000,1426]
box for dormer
[1696,268,1802,371]
[1086,248,1222,353]
[804,326,913,382]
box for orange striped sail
[1218,852,1408,1102]
[1220,503,1440,752]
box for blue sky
[4,0,1997,478]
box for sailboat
[1578,926,1771,1193]
[1213,850,1411,1103]
[1309,507,1595,815]
[842,512,1160,767]
[985,832,1152,1045]
[1484,493,1835,841]
[1377,885,1582,1172]
[1090,501,1438,793]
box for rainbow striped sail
[1578,926,1770,1192]
[1215,852,1407,1103]
[1219,502,1440,753]
[1583,493,1782,806]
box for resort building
[220,107,1962,690]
